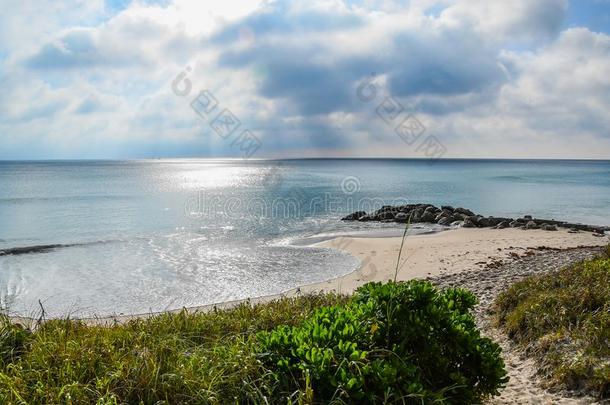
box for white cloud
[0,0,609,159]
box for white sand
[302,227,607,296]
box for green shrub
[259,280,507,404]
[495,248,610,398]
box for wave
[0,240,120,257]
[0,195,134,204]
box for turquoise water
[0,159,608,317]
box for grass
[494,245,610,398]
[0,293,347,404]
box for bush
[495,247,610,398]
[259,280,508,403]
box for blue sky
[0,0,609,159]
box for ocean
[0,158,609,317]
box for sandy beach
[303,227,608,295]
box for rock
[451,220,464,227]
[541,224,558,231]
[524,215,532,221]
[441,205,455,212]
[341,211,366,220]
[438,216,454,226]
[421,211,437,223]
[455,207,475,216]
[455,213,470,220]
[411,208,424,222]
[486,217,513,227]
[477,217,491,227]
[495,221,509,229]
[394,212,409,223]
[424,205,440,214]
[375,211,395,220]
[358,214,373,221]
[463,217,478,228]
[525,220,539,229]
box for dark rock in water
[438,216,454,226]
[394,212,409,223]
[342,211,366,221]
[463,217,478,228]
[455,207,475,216]
[411,208,424,222]
[338,203,609,235]
[477,217,491,227]
[486,217,513,227]
[421,211,437,223]
[424,205,440,214]
[376,211,395,220]
[495,221,509,229]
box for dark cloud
[211,1,363,44]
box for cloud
[0,0,609,159]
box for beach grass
[0,280,507,404]
[495,245,610,398]
[0,293,347,404]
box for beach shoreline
[26,226,605,327]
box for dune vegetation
[495,245,610,399]
[0,280,506,404]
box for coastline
[39,227,607,327]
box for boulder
[455,213,470,220]
[455,207,475,216]
[441,205,455,212]
[421,211,437,223]
[463,217,478,228]
[486,217,513,227]
[477,217,491,227]
[341,211,366,221]
[394,212,410,223]
[438,216,454,226]
[451,220,464,227]
[358,214,373,221]
[524,215,533,221]
[375,211,395,220]
[525,220,539,229]
[411,208,424,222]
[541,224,558,231]
[495,221,509,229]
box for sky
[0,0,609,160]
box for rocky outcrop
[341,211,366,221]
[341,203,610,234]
